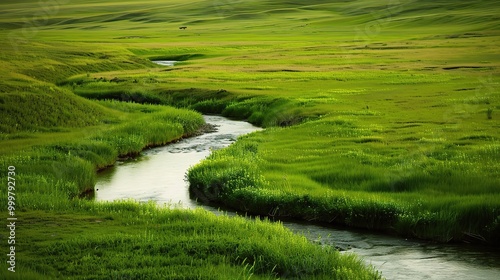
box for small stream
[152,60,178,66]
[95,116,500,280]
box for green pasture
[1,0,500,278]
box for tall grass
[188,126,500,244]
[0,204,381,279]
[0,102,204,209]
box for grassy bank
[0,100,203,208]
[1,95,378,278]
[188,130,500,244]
[0,100,379,278]
[0,205,380,279]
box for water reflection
[287,221,500,279]
[152,60,177,66]
[95,115,261,208]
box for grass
[1,101,203,202]
[0,90,105,134]
[188,133,500,242]
[1,0,500,278]
[0,207,380,279]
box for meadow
[0,0,499,278]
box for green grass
[0,90,105,134]
[188,131,500,242]
[0,207,380,279]
[1,0,500,278]
[1,101,203,202]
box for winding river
[95,116,500,280]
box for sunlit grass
[189,115,500,242]
[0,205,381,279]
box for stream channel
[95,115,500,279]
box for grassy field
[179,0,500,243]
[1,0,499,278]
[0,0,393,278]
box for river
[95,115,500,280]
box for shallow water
[152,60,177,66]
[95,115,500,280]
[95,115,260,208]
[284,222,500,280]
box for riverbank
[1,205,382,279]
[95,115,500,279]
[188,130,500,245]
[0,105,380,279]
[94,115,260,206]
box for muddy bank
[186,122,218,137]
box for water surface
[152,60,177,66]
[285,221,500,280]
[96,115,261,208]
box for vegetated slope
[172,0,500,244]
[0,84,112,134]
[0,39,157,134]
